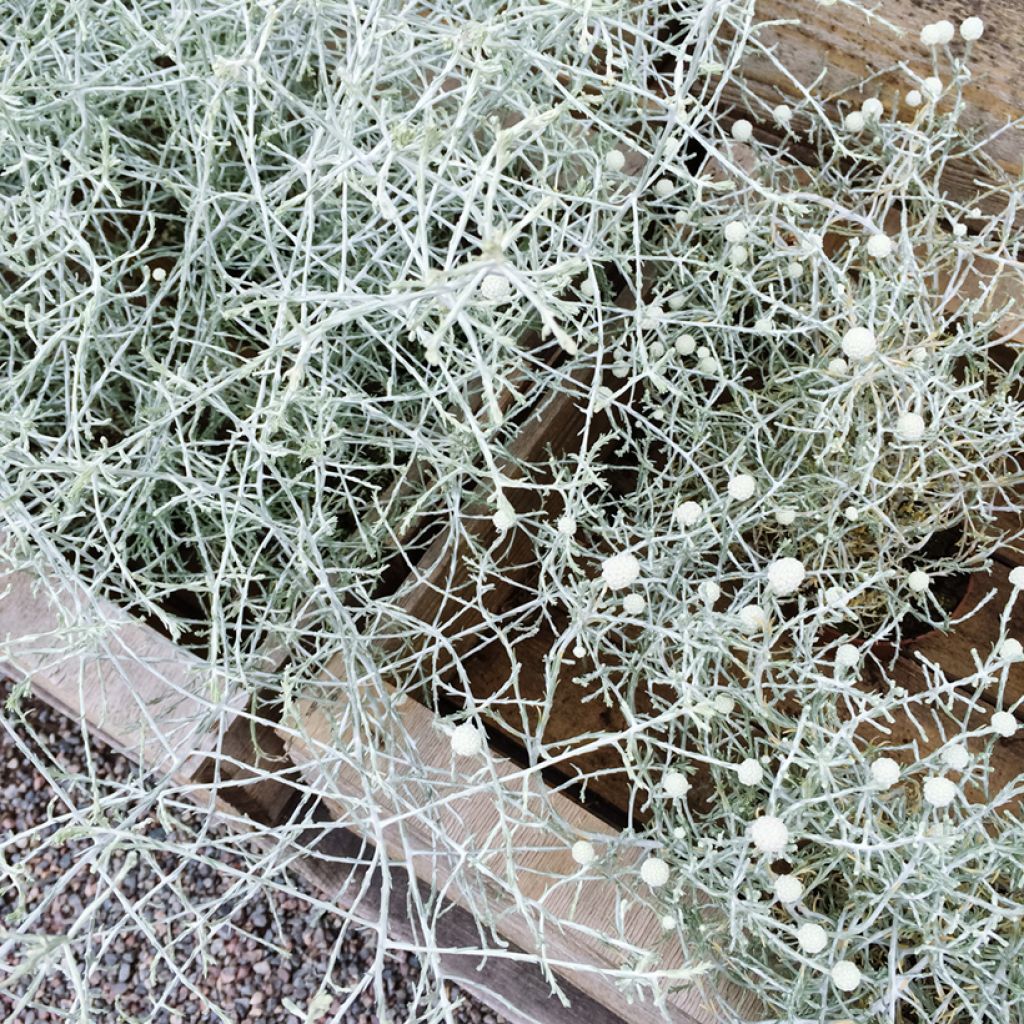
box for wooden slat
[856,659,1024,809]
[897,560,1024,705]
[284,691,763,1024]
[0,533,226,786]
[725,0,1024,207]
[272,817,648,1024]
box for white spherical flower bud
[728,474,756,501]
[749,815,789,854]
[697,356,720,374]
[572,644,585,658]
[713,694,735,714]
[640,856,670,888]
[663,771,691,798]
[942,743,970,771]
[736,758,764,786]
[730,244,749,267]
[895,412,925,441]
[668,291,685,310]
[451,723,484,758]
[738,604,768,634]
[923,76,943,100]
[999,637,1023,662]
[557,514,577,536]
[861,97,884,120]
[675,501,704,527]
[724,220,748,243]
[788,260,804,278]
[844,111,865,132]
[493,506,516,531]
[775,508,797,526]
[700,580,721,604]
[907,570,931,593]
[774,874,804,904]
[605,149,626,172]
[579,278,597,297]
[827,357,849,375]
[951,221,967,238]
[866,233,893,258]
[767,557,805,597]
[826,585,851,607]
[871,756,900,789]
[841,326,876,360]
[660,913,675,931]
[754,316,774,335]
[640,304,664,330]
[905,89,923,107]
[696,345,710,360]
[601,553,641,590]
[960,16,984,41]
[921,20,955,46]
[991,711,1018,738]
[797,922,828,954]
[1010,566,1024,589]
[773,104,792,125]
[151,265,167,282]
[675,333,697,356]
[654,177,674,198]
[835,643,860,669]
[923,776,957,808]
[571,839,597,866]
[731,119,753,143]
[480,273,511,302]
[831,960,862,992]
[623,592,647,616]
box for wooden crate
[279,3,1024,1021]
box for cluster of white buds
[919,20,954,46]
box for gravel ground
[0,677,506,1024]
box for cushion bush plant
[1,1,1023,1022]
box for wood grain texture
[897,559,1024,706]
[270,817,649,1024]
[0,535,224,786]
[284,694,763,1024]
[727,0,1024,204]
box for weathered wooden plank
[989,505,1024,567]
[896,559,1024,704]
[276,817,653,1024]
[858,655,1024,810]
[724,0,1024,206]
[284,690,763,1024]
[0,533,225,786]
